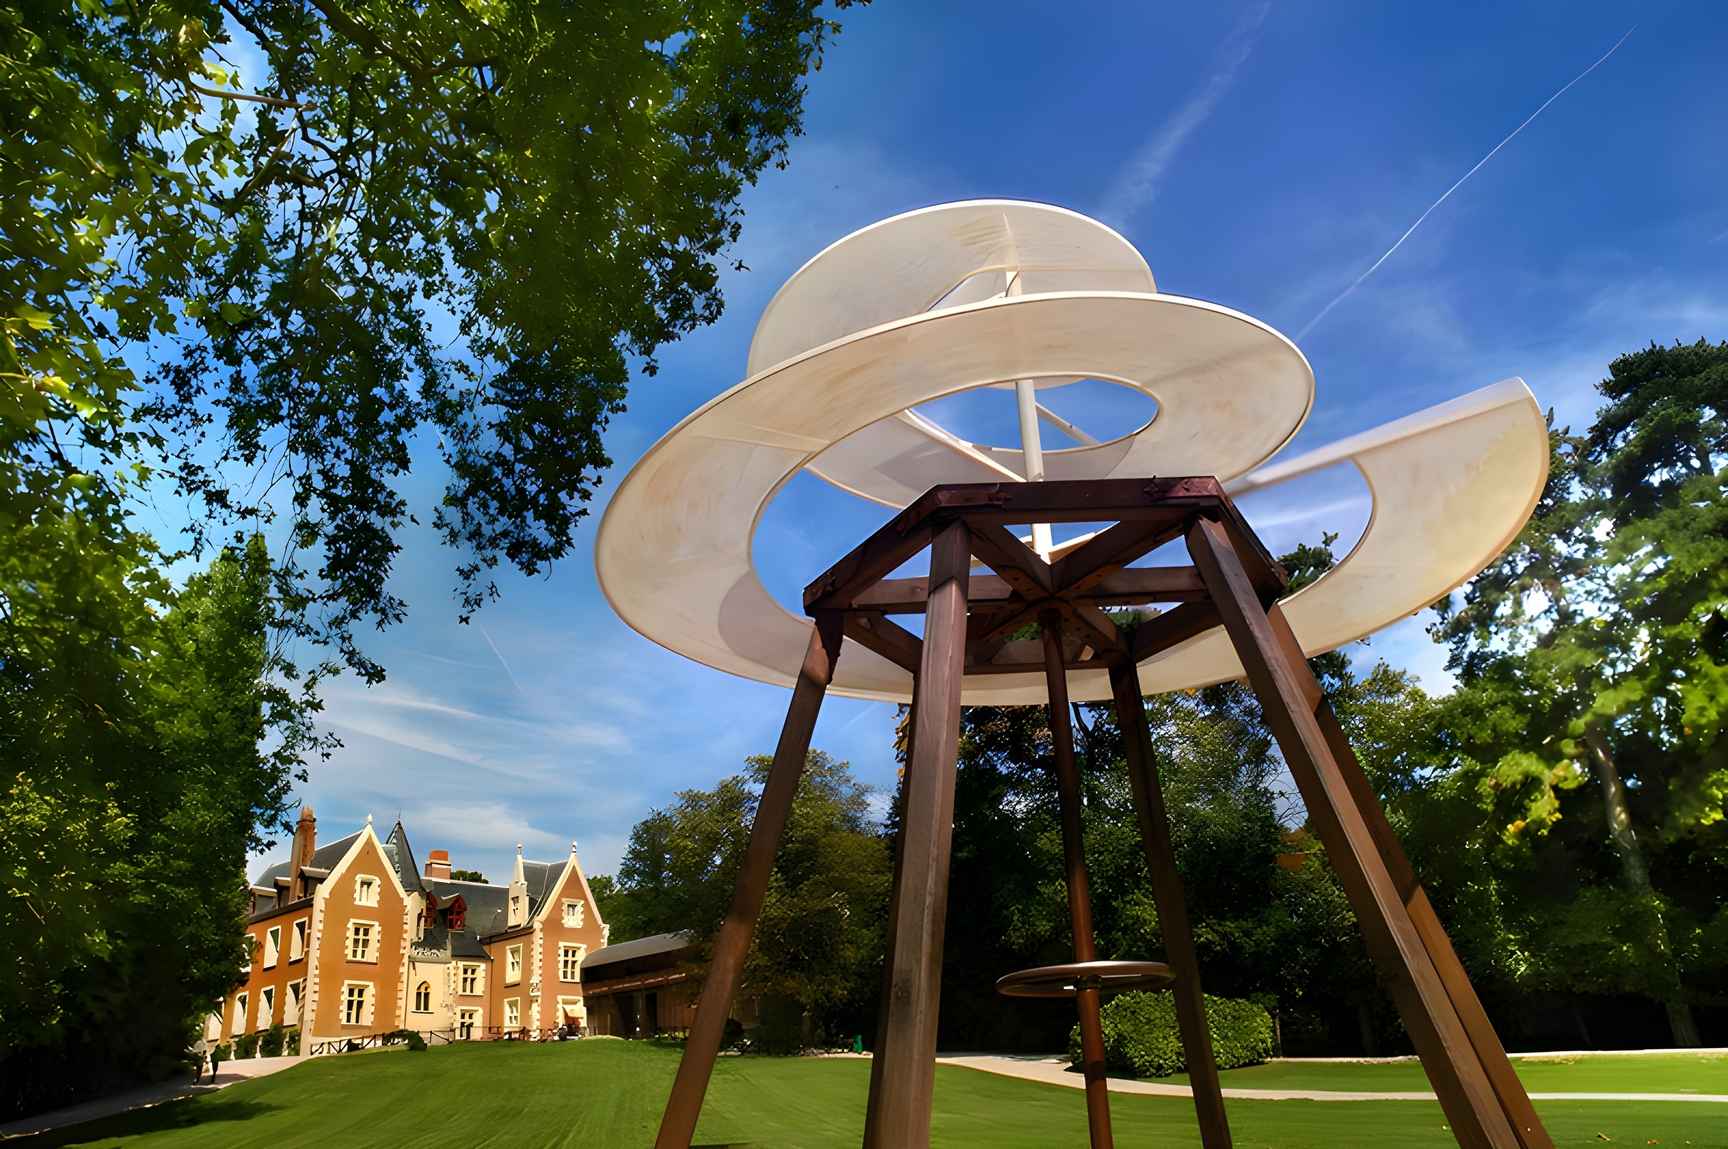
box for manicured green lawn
[1166,1052,1728,1095]
[25,1040,1728,1148]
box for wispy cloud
[1096,2,1272,229]
[1297,26,1636,340]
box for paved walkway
[0,1056,302,1140]
[936,1054,1728,1104]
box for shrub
[259,1024,285,1057]
[233,1032,261,1060]
[406,1031,427,1052]
[284,1028,300,1056]
[1068,992,1274,1078]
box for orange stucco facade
[210,812,607,1055]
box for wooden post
[862,673,917,1149]
[1187,516,1521,1149]
[1040,612,1115,1149]
[1107,659,1233,1148]
[863,519,970,1149]
[1263,606,1553,1149]
[654,612,844,1149]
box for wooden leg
[862,674,917,1149]
[1188,516,1521,1149]
[1107,659,1233,1148]
[1263,608,1553,1149]
[863,520,970,1149]
[1040,613,1115,1149]
[655,612,844,1149]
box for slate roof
[424,878,512,937]
[382,822,424,896]
[251,829,362,888]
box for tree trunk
[1354,1001,1378,1057]
[1581,724,1700,1047]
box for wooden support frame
[654,612,844,1149]
[656,478,1549,1149]
[1109,658,1233,1147]
[1042,612,1114,1149]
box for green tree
[1434,339,1728,1045]
[1,537,314,1117]
[4,0,864,683]
[607,750,891,1044]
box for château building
[209,808,608,1050]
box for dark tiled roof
[383,823,424,895]
[520,859,564,910]
[251,829,361,888]
[451,932,489,959]
[309,831,361,870]
[425,878,511,937]
[584,931,694,971]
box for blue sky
[253,1,1728,882]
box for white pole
[1006,267,1054,561]
[1016,380,1054,560]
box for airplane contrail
[1297,26,1635,340]
[477,623,525,696]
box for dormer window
[509,894,523,924]
[562,900,584,928]
[355,875,380,907]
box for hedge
[1068,992,1273,1078]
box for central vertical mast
[1006,265,1054,560]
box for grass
[22,1040,1728,1149]
[1163,1052,1728,1095]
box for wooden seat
[995,960,1175,1000]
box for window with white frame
[413,981,431,1013]
[504,998,520,1029]
[505,944,523,985]
[342,982,370,1026]
[259,985,275,1029]
[458,1008,478,1039]
[290,919,306,962]
[287,981,303,1026]
[232,992,248,1036]
[561,899,584,928]
[459,963,482,995]
[559,942,585,982]
[240,935,254,973]
[263,925,281,968]
[347,920,376,962]
[354,874,380,907]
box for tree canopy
[3,0,865,1114]
[5,0,861,683]
[1,539,301,1117]
[597,750,891,1042]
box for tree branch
[186,79,308,110]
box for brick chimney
[290,806,317,900]
[425,849,452,881]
